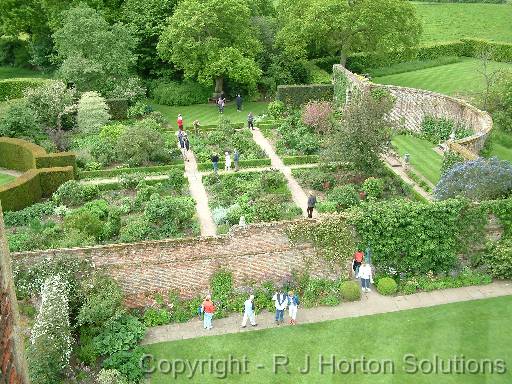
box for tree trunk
[214,76,224,98]
[339,50,347,68]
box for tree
[53,4,139,97]
[486,70,512,134]
[276,0,422,66]
[77,91,111,134]
[324,90,393,174]
[158,0,263,94]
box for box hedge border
[79,162,185,179]
[282,155,320,166]
[196,158,272,172]
[0,78,51,101]
[276,84,334,108]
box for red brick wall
[13,220,340,307]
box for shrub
[127,100,152,119]
[0,78,49,101]
[142,308,171,327]
[77,91,111,134]
[267,100,285,120]
[97,369,129,384]
[376,277,398,295]
[0,99,43,141]
[340,281,361,301]
[102,347,147,383]
[327,184,360,211]
[119,216,151,243]
[52,180,100,206]
[441,150,465,175]
[260,171,285,191]
[362,177,384,200]
[151,80,211,106]
[144,194,196,236]
[105,99,129,120]
[487,239,512,279]
[63,209,104,240]
[301,101,333,134]
[93,314,146,356]
[4,201,55,227]
[166,168,185,191]
[276,84,334,108]
[28,275,72,384]
[487,67,512,133]
[434,157,512,201]
[117,124,166,166]
[119,173,145,190]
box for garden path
[141,281,512,345]
[251,128,315,217]
[184,151,217,237]
[0,168,22,177]
[382,155,432,201]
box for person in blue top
[233,149,240,172]
[287,290,300,325]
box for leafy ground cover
[145,295,512,384]
[0,172,15,185]
[415,3,512,43]
[0,66,51,80]
[203,171,302,232]
[5,172,198,252]
[391,135,443,185]
[374,58,512,97]
[150,101,269,128]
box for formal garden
[1,0,512,383]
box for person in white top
[287,290,300,325]
[241,294,257,328]
[358,261,374,293]
[224,151,232,171]
[272,290,288,325]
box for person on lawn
[248,112,254,130]
[352,249,364,278]
[193,119,201,134]
[272,289,288,325]
[241,294,257,328]
[236,94,243,112]
[233,149,240,172]
[217,97,225,113]
[287,290,300,325]
[358,261,374,293]
[307,191,316,218]
[211,153,219,175]
[201,295,215,330]
[225,151,232,171]
[177,114,184,131]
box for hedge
[35,152,78,175]
[276,84,334,108]
[0,137,45,171]
[0,78,50,101]
[95,177,169,192]
[282,155,319,166]
[196,158,271,171]
[106,98,129,120]
[39,166,75,198]
[79,163,185,179]
[412,0,505,3]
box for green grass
[374,58,512,96]
[0,66,50,80]
[0,173,15,186]
[150,101,269,128]
[392,135,443,184]
[488,128,512,162]
[145,296,512,383]
[368,57,463,78]
[415,3,512,43]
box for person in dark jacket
[211,153,219,175]
[248,112,254,130]
[233,149,240,171]
[236,94,243,112]
[307,191,316,218]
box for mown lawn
[0,173,15,186]
[145,296,512,383]
[414,2,512,43]
[0,66,50,80]
[489,128,512,162]
[392,135,443,184]
[374,58,512,97]
[150,101,269,127]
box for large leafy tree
[53,4,138,97]
[276,0,422,66]
[158,0,263,94]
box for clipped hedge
[0,170,42,211]
[151,80,211,106]
[282,155,319,166]
[0,78,50,101]
[276,84,334,108]
[196,158,271,172]
[39,166,75,198]
[105,98,129,120]
[0,137,45,171]
[79,162,185,179]
[35,152,77,175]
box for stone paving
[142,281,512,345]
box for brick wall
[333,65,492,158]
[0,206,29,384]
[12,220,340,307]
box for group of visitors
[352,248,374,292]
[176,114,190,161]
[217,93,244,114]
[210,149,240,175]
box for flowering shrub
[301,101,334,134]
[77,91,111,134]
[267,100,285,120]
[52,180,100,207]
[434,157,512,201]
[28,275,72,384]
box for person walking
[233,149,240,172]
[236,94,243,112]
[272,289,287,325]
[182,133,190,162]
[193,119,201,134]
[247,112,254,130]
[358,261,374,293]
[201,295,215,330]
[241,294,257,328]
[352,249,364,278]
[217,96,225,113]
[307,191,317,218]
[224,151,232,171]
[287,291,300,325]
[211,153,219,175]
[177,114,184,131]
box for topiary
[340,280,361,301]
[376,277,398,296]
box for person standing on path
[233,149,240,172]
[272,289,287,325]
[352,249,364,278]
[182,133,190,162]
[225,151,232,171]
[248,112,254,130]
[177,114,184,131]
[287,291,300,325]
[358,261,374,293]
[236,94,243,112]
[218,97,225,113]
[241,294,257,328]
[201,295,215,330]
[211,153,219,175]
[307,191,317,218]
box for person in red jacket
[177,114,184,131]
[352,250,364,278]
[201,295,215,330]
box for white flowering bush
[77,91,111,134]
[212,206,230,225]
[28,275,72,384]
[97,369,129,384]
[53,205,70,217]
